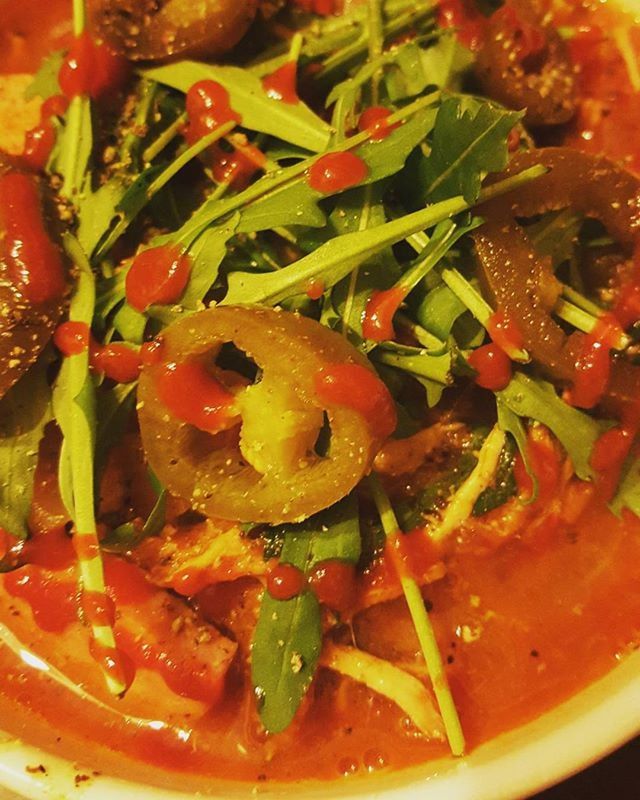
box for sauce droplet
[565,316,620,409]
[58,32,128,100]
[126,245,191,312]
[467,343,512,391]
[314,363,397,439]
[185,80,241,145]
[53,321,90,356]
[91,342,142,384]
[362,287,407,342]
[262,61,299,105]
[307,151,368,194]
[267,563,306,600]
[358,106,400,142]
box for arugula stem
[120,80,157,168]
[72,0,86,37]
[396,313,446,351]
[97,121,235,259]
[61,235,127,697]
[375,349,451,383]
[146,120,236,198]
[143,112,187,164]
[367,0,384,104]
[60,95,92,199]
[366,475,466,757]
[440,267,531,362]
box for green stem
[72,0,86,36]
[142,112,188,164]
[368,0,385,104]
[367,475,466,757]
[96,121,235,260]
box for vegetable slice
[138,306,394,523]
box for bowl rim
[0,647,638,800]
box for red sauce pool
[126,245,192,312]
[307,151,369,194]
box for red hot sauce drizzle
[155,360,239,433]
[307,152,369,194]
[53,321,90,356]
[126,245,192,312]
[358,106,400,142]
[565,315,623,409]
[0,172,66,305]
[314,363,397,439]
[362,287,408,342]
[467,343,513,391]
[58,32,128,100]
[262,62,300,105]
[185,80,241,145]
[267,563,306,601]
[22,94,69,171]
[91,343,142,384]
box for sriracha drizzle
[58,32,128,100]
[155,360,239,433]
[315,363,397,439]
[308,152,368,194]
[262,62,299,105]
[126,245,192,312]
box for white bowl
[0,643,637,799]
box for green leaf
[180,215,240,309]
[142,61,332,153]
[52,236,98,522]
[416,34,474,94]
[51,95,93,199]
[223,164,545,307]
[414,282,467,340]
[0,363,52,539]
[496,373,605,481]
[24,50,64,101]
[77,177,129,257]
[496,400,538,502]
[419,97,523,203]
[610,455,640,518]
[251,495,360,733]
[238,106,437,235]
[252,590,322,734]
[223,191,477,306]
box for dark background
[533,737,639,799]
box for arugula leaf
[375,341,453,385]
[51,95,93,199]
[224,165,545,306]
[251,495,360,734]
[237,106,437,235]
[496,400,538,501]
[24,50,64,101]
[180,215,240,309]
[418,97,523,203]
[496,373,605,481]
[413,282,467,340]
[329,184,399,344]
[0,362,52,540]
[610,455,640,518]
[142,62,332,153]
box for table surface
[534,736,639,799]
